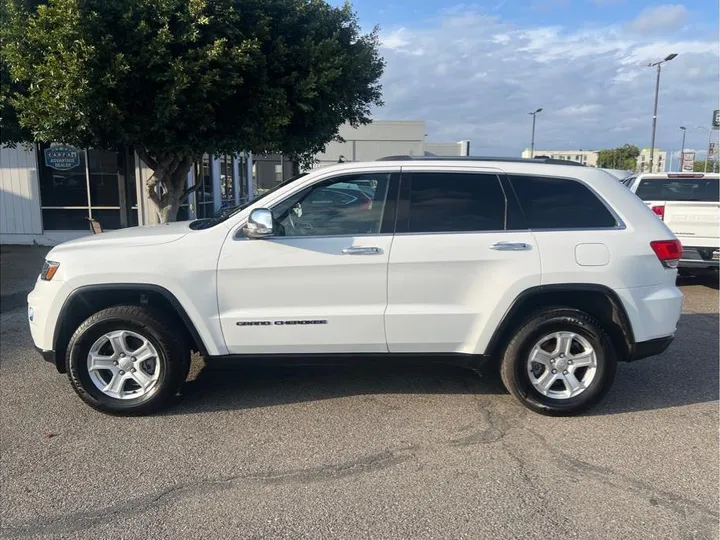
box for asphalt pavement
[0,246,718,539]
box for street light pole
[647,53,678,173]
[528,108,543,158]
[679,126,686,171]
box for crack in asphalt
[520,425,720,531]
[500,440,577,537]
[447,378,719,534]
[0,449,416,537]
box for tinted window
[272,173,391,236]
[635,178,719,202]
[87,149,120,206]
[406,172,506,233]
[509,175,617,229]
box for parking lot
[1,246,718,539]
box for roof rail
[375,155,586,167]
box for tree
[0,0,34,146]
[693,159,718,173]
[597,144,640,171]
[2,0,384,221]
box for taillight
[650,239,682,268]
[651,205,665,220]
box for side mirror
[244,208,274,239]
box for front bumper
[34,345,56,365]
[628,335,674,362]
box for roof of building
[376,155,586,166]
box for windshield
[189,173,308,230]
[635,177,719,202]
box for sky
[334,0,719,161]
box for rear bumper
[628,335,674,362]
[615,284,683,343]
[679,247,719,269]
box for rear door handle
[342,246,383,255]
[490,241,531,251]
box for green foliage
[597,144,640,171]
[2,0,384,220]
[693,159,718,172]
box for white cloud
[381,28,411,50]
[373,8,718,156]
[557,104,601,116]
[629,4,688,35]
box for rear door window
[400,172,507,233]
[508,175,617,229]
[635,178,719,202]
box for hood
[50,221,192,253]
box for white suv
[28,157,683,416]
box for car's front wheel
[500,308,617,416]
[66,305,189,415]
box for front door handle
[342,246,383,255]
[490,241,531,251]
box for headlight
[40,261,60,281]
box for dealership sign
[713,109,720,129]
[681,151,695,172]
[44,145,81,171]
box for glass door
[194,155,214,218]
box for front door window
[271,173,391,237]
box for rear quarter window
[635,178,719,202]
[508,175,618,229]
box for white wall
[313,121,426,168]
[425,141,470,157]
[0,145,43,237]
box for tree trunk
[156,183,184,222]
[137,149,194,223]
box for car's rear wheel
[500,308,617,416]
[66,305,189,415]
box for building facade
[1,144,255,244]
[1,120,471,245]
[311,121,470,169]
[521,149,599,167]
[636,149,667,173]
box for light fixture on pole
[528,108,543,158]
[647,53,678,173]
[678,126,686,171]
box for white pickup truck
[624,173,719,273]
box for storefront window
[194,155,215,218]
[38,143,135,231]
[39,148,88,207]
[88,149,121,207]
[219,154,234,209]
[235,153,249,204]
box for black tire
[66,305,190,415]
[499,308,617,416]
